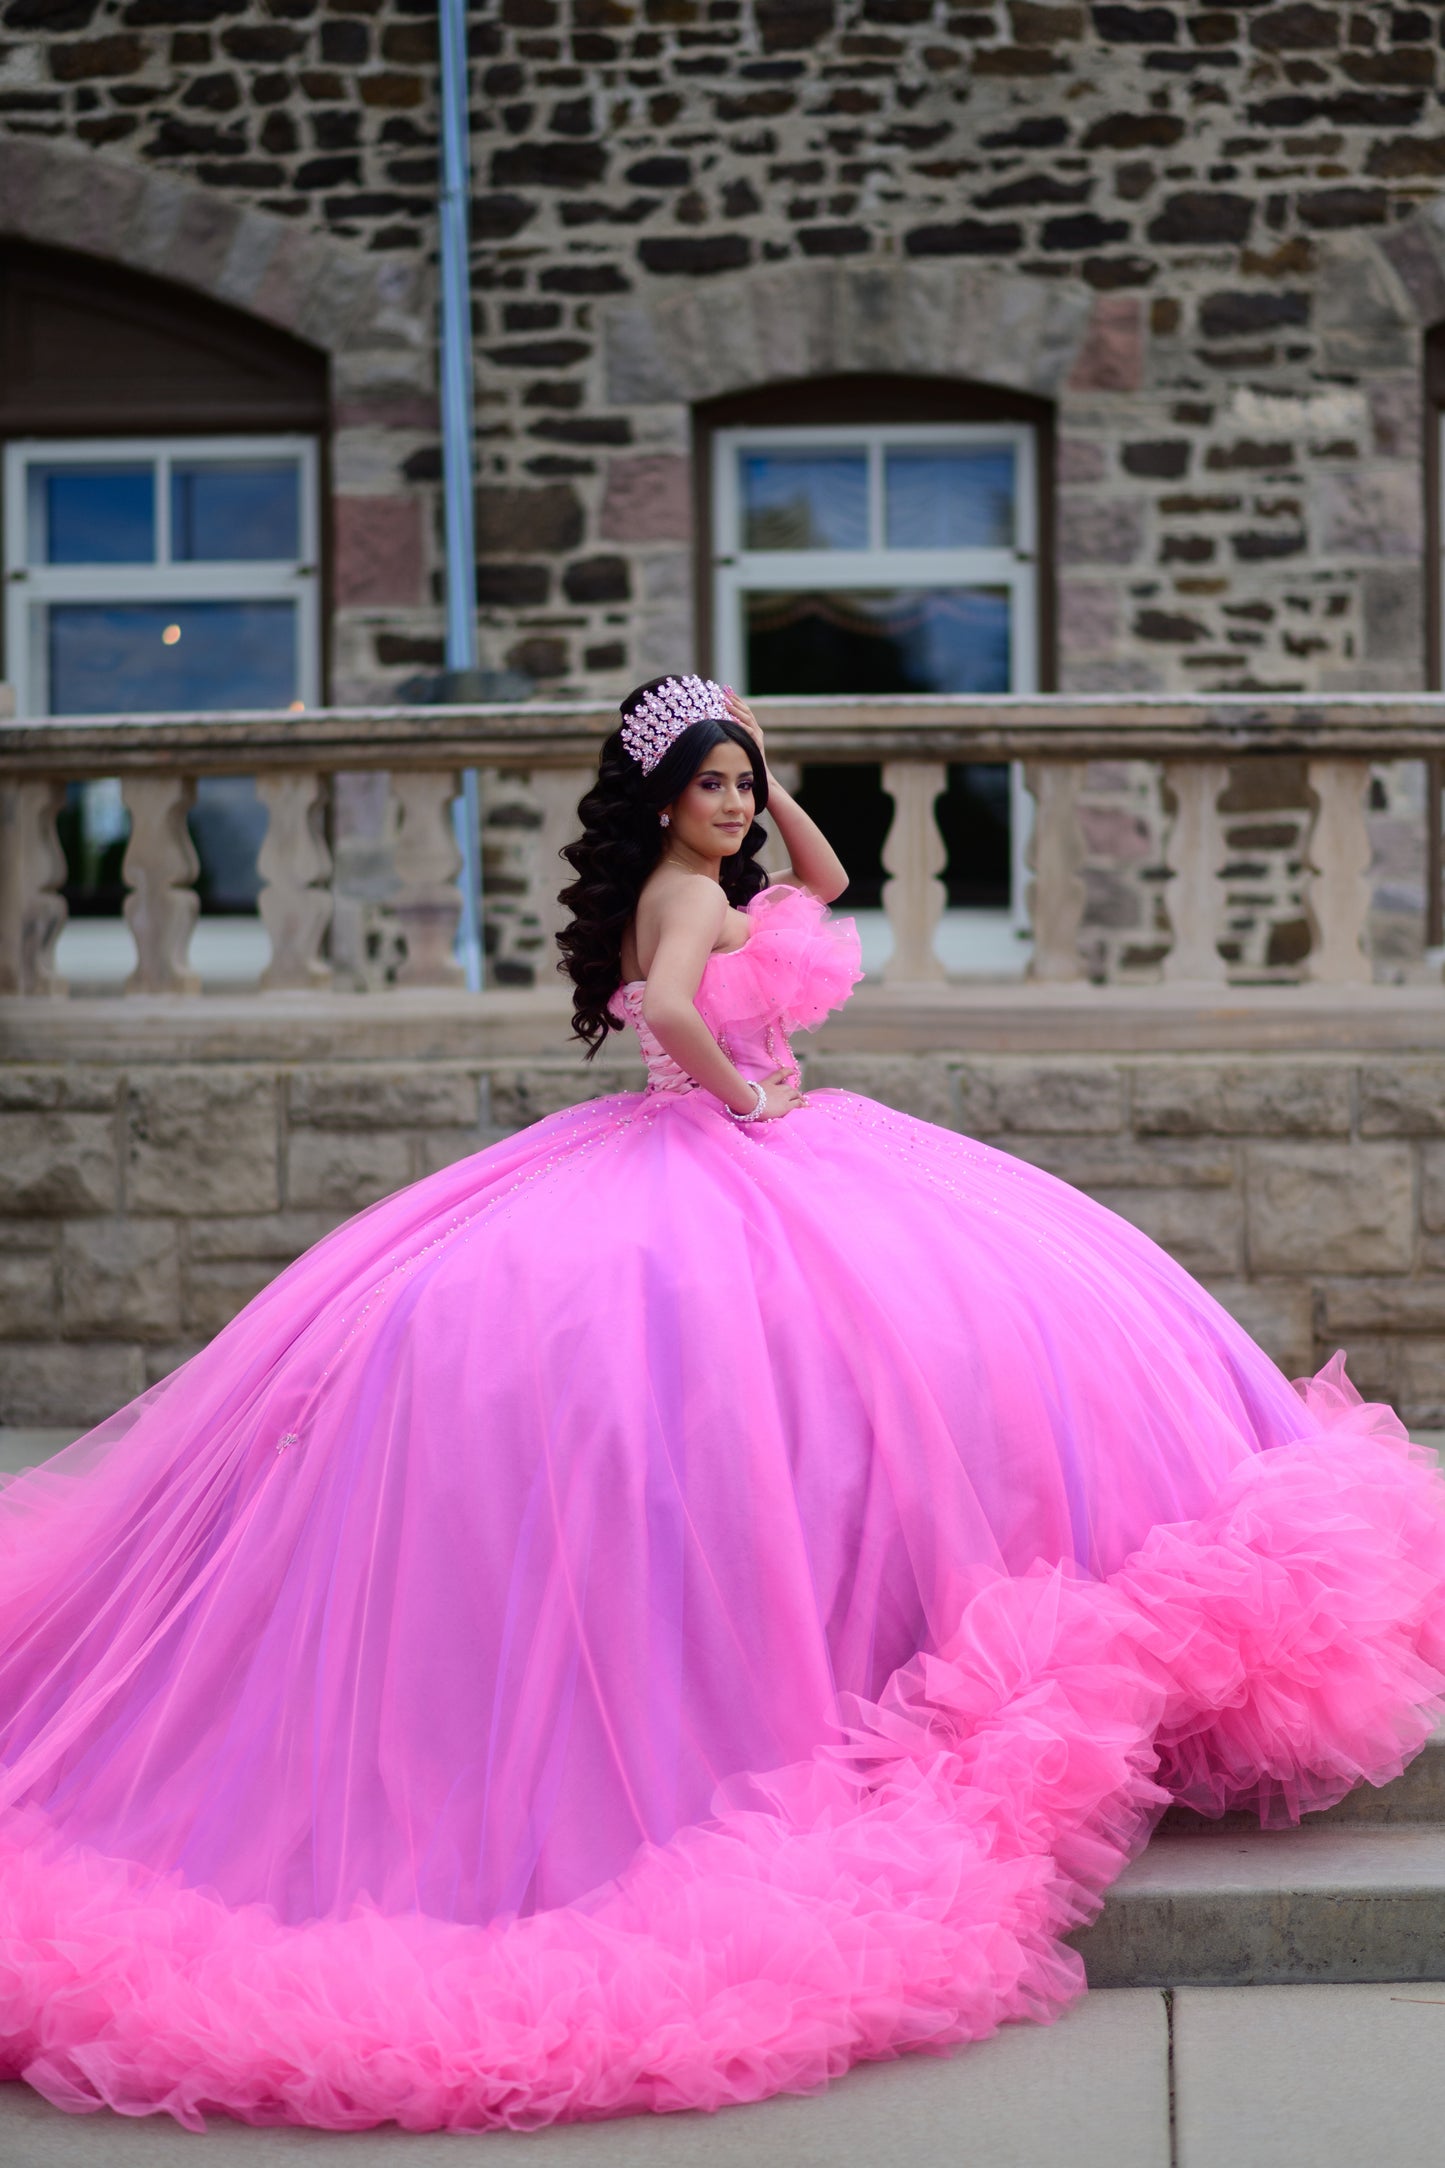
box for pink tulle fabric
[693,880,865,1038]
[2,882,1444,2132]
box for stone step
[1074,1824,1445,1989]
[0,1991,1176,2168]
[1161,1720,1445,1833]
[0,1428,74,1477]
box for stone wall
[5,1040,1445,1431]
[472,0,1443,706]
[4,10,1445,972]
[0,7,1441,708]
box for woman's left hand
[724,687,765,765]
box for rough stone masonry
[5,4,1445,975]
[472,0,1438,710]
[1,2,1441,709]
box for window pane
[55,781,131,914]
[793,760,891,912]
[884,448,1016,550]
[171,460,300,562]
[745,588,1011,695]
[48,600,298,713]
[939,764,1012,908]
[740,452,867,550]
[190,777,269,911]
[30,464,154,564]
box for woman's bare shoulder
[638,870,729,931]
[627,872,728,981]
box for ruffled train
[2,1359,1442,2133]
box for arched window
[697,376,1052,967]
[0,242,327,920]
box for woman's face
[660,737,756,860]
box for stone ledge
[6,981,1445,1065]
[0,1990,1171,2168]
[5,1034,1445,1425]
[1074,1827,1445,1989]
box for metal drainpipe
[438,0,483,989]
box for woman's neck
[656,841,721,881]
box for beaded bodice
[612,987,701,1095]
[608,883,863,1101]
[611,983,805,1097]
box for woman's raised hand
[759,1067,807,1119]
[724,687,766,764]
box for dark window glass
[790,761,894,910]
[883,447,1016,550]
[937,763,1011,909]
[740,453,868,550]
[34,465,154,564]
[745,587,1011,697]
[748,590,1013,911]
[171,460,300,562]
[48,599,297,712]
[188,778,269,912]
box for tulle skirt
[1,1085,1443,2129]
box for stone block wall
[5,1042,1445,1432]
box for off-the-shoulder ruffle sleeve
[694,882,863,1039]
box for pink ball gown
[3,881,1445,2133]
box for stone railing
[2,695,1444,999]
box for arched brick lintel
[600,258,1109,408]
[0,134,429,364]
[1373,201,1445,336]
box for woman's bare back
[619,870,754,985]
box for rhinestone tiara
[620,675,729,775]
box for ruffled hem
[1,1356,1443,2134]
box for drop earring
[659,812,670,827]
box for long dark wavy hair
[556,679,771,1055]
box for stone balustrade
[6,696,1445,1434]
[2,695,1445,1000]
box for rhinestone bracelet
[726,1080,768,1123]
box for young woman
[2,673,1444,2134]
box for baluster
[1304,757,1372,984]
[122,776,200,995]
[530,764,593,981]
[1024,760,1086,982]
[257,772,333,992]
[1162,759,1229,984]
[880,760,948,985]
[0,779,68,996]
[392,769,464,988]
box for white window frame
[4,432,321,718]
[711,420,1037,922]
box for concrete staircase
[1077,1738,1445,1989]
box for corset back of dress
[612,989,703,1094]
[613,985,801,1096]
